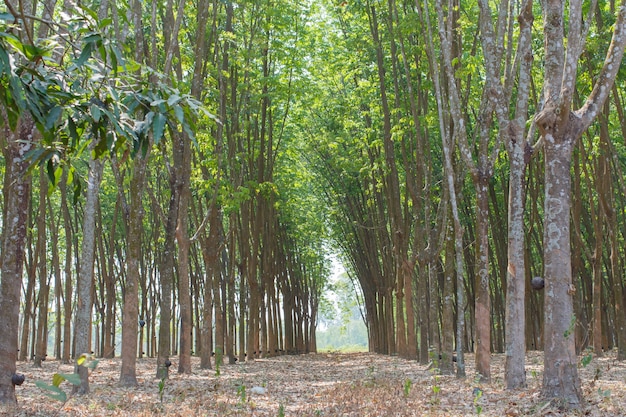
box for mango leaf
[1,33,26,56]
[87,359,99,370]
[167,94,181,106]
[83,33,102,43]
[46,158,57,185]
[90,103,101,122]
[21,44,44,61]
[173,104,184,125]
[75,42,93,68]
[152,112,166,144]
[45,106,62,130]
[150,99,167,107]
[66,165,74,185]
[99,18,113,29]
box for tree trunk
[0,115,34,404]
[535,0,626,402]
[504,140,529,388]
[74,147,104,394]
[440,223,455,375]
[539,127,582,405]
[474,175,491,381]
[19,246,35,362]
[120,150,149,386]
[60,168,74,364]
[50,197,63,360]
[176,134,192,374]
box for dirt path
[6,350,626,416]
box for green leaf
[99,18,113,29]
[87,359,99,370]
[91,103,101,122]
[150,99,167,107]
[1,33,24,55]
[167,94,181,106]
[45,106,62,130]
[174,105,184,125]
[68,116,79,150]
[66,165,74,185]
[54,165,63,187]
[110,48,118,77]
[152,112,166,144]
[83,33,102,43]
[46,158,56,185]
[76,42,93,67]
[57,373,81,386]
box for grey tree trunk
[74,146,104,394]
[535,0,626,406]
[474,0,535,389]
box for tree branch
[578,0,626,129]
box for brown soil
[4,350,626,416]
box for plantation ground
[5,350,626,416]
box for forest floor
[5,349,626,416]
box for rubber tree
[534,0,626,406]
[0,4,52,401]
[475,0,535,389]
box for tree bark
[535,0,626,404]
[538,121,582,405]
[120,149,150,386]
[0,115,35,404]
[34,168,49,368]
[176,134,193,374]
[74,143,104,394]
[59,168,74,364]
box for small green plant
[430,375,441,405]
[158,377,167,403]
[473,387,483,415]
[403,378,412,398]
[278,403,285,417]
[428,349,440,372]
[237,384,247,404]
[581,352,593,367]
[597,387,611,398]
[35,353,99,403]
